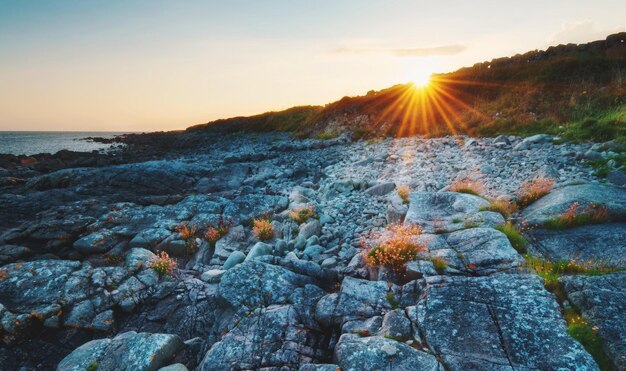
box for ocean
[0,131,133,156]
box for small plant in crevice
[544,202,608,230]
[149,251,176,276]
[386,291,400,309]
[480,198,517,219]
[430,257,448,274]
[252,218,275,241]
[563,308,614,370]
[449,177,485,196]
[86,362,99,371]
[177,223,199,254]
[364,224,425,273]
[496,222,528,253]
[516,177,554,208]
[288,206,316,225]
[205,217,231,244]
[103,253,123,265]
[396,185,410,204]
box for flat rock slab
[528,223,626,268]
[522,184,626,226]
[412,274,598,370]
[561,273,626,370]
[405,192,504,233]
[57,331,183,371]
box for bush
[205,218,231,243]
[252,219,274,241]
[449,177,484,196]
[430,257,448,274]
[516,177,554,207]
[365,224,425,272]
[149,251,176,276]
[544,202,608,230]
[176,223,198,240]
[289,206,316,225]
[396,185,410,204]
[496,222,528,253]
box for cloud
[333,44,466,57]
[548,20,625,45]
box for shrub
[252,219,274,241]
[480,198,517,218]
[149,251,176,276]
[449,177,484,196]
[397,185,410,204]
[176,223,198,240]
[516,177,554,207]
[544,202,608,230]
[365,224,425,272]
[430,257,448,274]
[205,218,231,243]
[289,206,316,225]
[496,222,528,253]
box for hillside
[189,32,626,142]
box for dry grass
[252,219,274,241]
[480,198,517,218]
[544,202,608,230]
[449,177,485,196]
[288,206,316,225]
[516,177,554,207]
[396,185,410,204]
[149,251,176,276]
[204,219,231,243]
[365,224,425,272]
[176,223,198,240]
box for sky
[0,1,625,132]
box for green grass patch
[587,151,626,178]
[430,257,448,274]
[496,222,528,253]
[564,308,615,370]
[544,203,608,230]
[386,291,400,309]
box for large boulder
[334,334,442,371]
[445,228,523,273]
[57,331,184,371]
[528,223,626,268]
[561,273,626,370]
[405,192,504,233]
[412,274,598,370]
[521,184,626,226]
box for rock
[404,192,504,233]
[222,250,246,270]
[608,170,626,186]
[413,274,598,370]
[218,261,314,313]
[244,241,273,262]
[298,219,322,240]
[57,331,184,371]
[378,309,412,341]
[303,244,324,260]
[561,272,626,370]
[73,229,118,254]
[159,364,189,371]
[445,228,523,273]
[342,316,383,335]
[319,214,334,225]
[387,196,409,224]
[321,257,337,269]
[494,135,510,145]
[521,184,626,226]
[299,364,340,371]
[364,182,396,196]
[406,260,437,280]
[333,276,393,323]
[528,223,626,268]
[200,269,225,283]
[514,134,554,150]
[334,334,442,371]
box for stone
[341,316,382,336]
[244,241,273,262]
[299,364,340,371]
[73,229,118,254]
[223,250,246,270]
[561,272,626,370]
[158,364,189,371]
[298,219,322,240]
[445,228,523,273]
[378,309,412,341]
[57,331,184,371]
[200,269,225,283]
[521,184,626,226]
[334,334,442,371]
[608,170,626,186]
[406,260,437,280]
[364,182,396,196]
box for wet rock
[57,331,184,371]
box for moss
[430,257,448,274]
[86,362,99,371]
[386,291,400,309]
[496,222,528,253]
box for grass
[563,308,614,370]
[396,185,410,204]
[480,198,517,219]
[587,151,626,177]
[430,257,448,274]
[386,291,400,309]
[449,177,484,196]
[544,202,608,230]
[86,362,99,371]
[365,224,425,273]
[315,130,337,140]
[496,222,528,253]
[288,206,316,225]
[516,177,554,208]
[252,218,274,241]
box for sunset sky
[1,1,625,132]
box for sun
[409,70,432,88]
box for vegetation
[430,257,448,274]
[252,218,274,241]
[176,223,199,254]
[396,185,410,204]
[516,177,554,207]
[86,362,99,371]
[449,177,484,196]
[496,222,528,253]
[149,251,176,276]
[386,291,400,309]
[544,202,608,230]
[563,308,614,370]
[365,224,425,272]
[288,206,316,225]
[587,150,626,177]
[205,218,231,243]
[480,198,517,218]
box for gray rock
[522,184,626,226]
[57,331,184,371]
[223,250,246,270]
[414,274,598,370]
[608,170,626,186]
[406,260,437,280]
[364,182,396,196]
[303,244,324,260]
[342,316,383,335]
[494,135,510,145]
[334,276,393,323]
[319,214,334,225]
[299,364,340,371]
[244,241,273,262]
[334,334,442,371]
[445,228,523,273]
[298,219,322,240]
[158,364,189,371]
[378,309,412,341]
[200,269,226,283]
[73,229,118,254]
[528,223,626,268]
[561,272,626,370]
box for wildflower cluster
[149,251,176,276]
[288,206,316,225]
[396,185,410,204]
[252,218,274,241]
[516,177,554,207]
[365,224,425,272]
[449,177,485,196]
[545,202,608,229]
[205,217,231,243]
